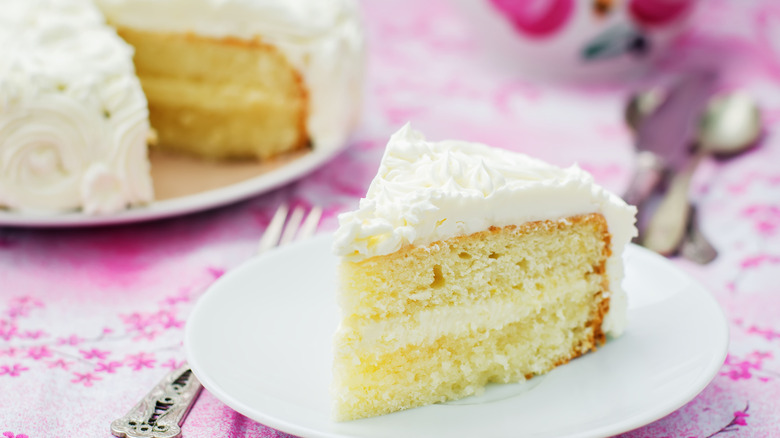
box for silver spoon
[642,91,761,256]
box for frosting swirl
[0,0,153,214]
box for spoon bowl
[698,91,762,156]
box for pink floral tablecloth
[3,0,780,437]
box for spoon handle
[642,153,703,255]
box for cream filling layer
[343,284,596,352]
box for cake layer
[0,0,153,214]
[332,214,610,420]
[334,317,599,421]
[116,28,308,160]
[339,213,609,320]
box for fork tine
[258,203,321,255]
[279,205,305,246]
[258,204,289,254]
[297,206,322,240]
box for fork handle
[111,364,203,438]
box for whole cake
[331,125,637,421]
[0,0,364,215]
[0,0,154,214]
[95,0,365,161]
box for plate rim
[185,235,729,438]
[0,142,346,228]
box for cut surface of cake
[0,0,153,214]
[331,125,637,421]
[96,0,364,161]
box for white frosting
[95,0,365,151]
[334,125,637,336]
[0,0,153,214]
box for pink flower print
[726,171,780,194]
[733,410,749,426]
[0,363,29,377]
[162,288,191,306]
[56,335,83,346]
[22,330,45,339]
[71,372,102,387]
[208,267,225,279]
[122,310,180,334]
[0,322,18,341]
[47,359,73,370]
[160,358,186,370]
[95,361,123,374]
[6,296,44,318]
[721,352,773,381]
[755,5,780,82]
[747,325,780,342]
[706,402,750,437]
[121,312,149,332]
[161,315,185,330]
[27,345,53,360]
[741,204,780,236]
[0,347,19,357]
[740,254,780,269]
[126,352,156,371]
[79,348,110,360]
[3,432,29,438]
[134,330,159,342]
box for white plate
[0,142,345,228]
[185,234,729,438]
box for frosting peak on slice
[334,124,636,261]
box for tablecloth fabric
[2,0,780,436]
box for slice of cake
[95,0,365,161]
[0,0,154,214]
[331,125,637,421]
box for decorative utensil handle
[111,364,203,438]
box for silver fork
[111,203,322,438]
[258,204,322,253]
